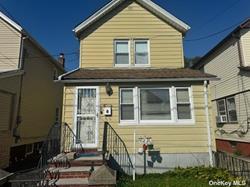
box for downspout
[204,80,213,167]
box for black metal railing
[61,122,84,153]
[214,151,250,180]
[102,121,134,176]
[9,122,84,186]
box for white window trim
[216,97,237,123]
[74,86,100,148]
[226,96,238,123]
[134,39,151,67]
[119,88,137,123]
[119,86,195,126]
[175,87,195,124]
[114,40,131,67]
[139,87,174,124]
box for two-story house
[192,19,250,157]
[0,11,65,170]
[59,0,217,173]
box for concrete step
[70,155,104,167]
[54,178,115,187]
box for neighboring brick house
[0,11,65,170]
[192,19,250,157]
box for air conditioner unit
[216,115,227,123]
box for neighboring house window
[176,88,191,120]
[140,88,171,120]
[216,97,237,123]
[134,40,149,65]
[115,40,130,66]
[226,97,237,122]
[119,87,193,124]
[120,88,135,121]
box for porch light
[105,82,113,96]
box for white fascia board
[0,11,22,32]
[139,0,190,32]
[73,0,190,35]
[73,0,123,34]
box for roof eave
[57,77,219,83]
[73,0,190,37]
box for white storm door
[75,87,99,148]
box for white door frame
[74,86,99,148]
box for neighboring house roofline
[0,10,65,72]
[192,18,250,69]
[0,70,24,79]
[73,0,190,37]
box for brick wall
[216,139,250,156]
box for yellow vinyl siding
[0,18,21,71]
[15,40,64,146]
[80,1,184,68]
[62,84,215,154]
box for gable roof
[0,11,65,72]
[59,68,217,83]
[0,69,24,79]
[73,0,190,36]
[192,18,250,69]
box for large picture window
[140,89,171,120]
[119,87,193,124]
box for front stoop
[47,152,116,187]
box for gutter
[204,80,213,166]
[56,77,219,83]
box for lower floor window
[119,87,193,124]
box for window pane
[177,104,191,119]
[217,100,226,115]
[121,105,134,120]
[116,54,129,64]
[116,42,128,53]
[135,41,148,53]
[135,53,148,64]
[227,98,237,122]
[121,90,133,104]
[140,89,171,120]
[176,89,189,103]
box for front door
[75,87,99,148]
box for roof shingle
[61,68,216,82]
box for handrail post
[102,122,108,160]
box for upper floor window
[135,40,149,65]
[115,40,130,66]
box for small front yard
[117,167,247,187]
